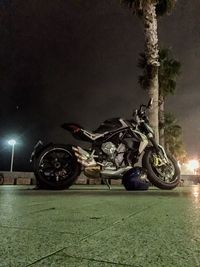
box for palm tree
[164,112,186,161]
[138,48,181,146]
[121,0,177,142]
[158,48,181,145]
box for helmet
[122,167,149,191]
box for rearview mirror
[147,98,153,108]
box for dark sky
[0,0,200,171]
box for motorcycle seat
[61,123,104,141]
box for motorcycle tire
[142,148,180,190]
[33,144,81,190]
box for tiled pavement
[1,185,200,267]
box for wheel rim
[150,152,177,184]
[39,148,75,183]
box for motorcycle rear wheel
[142,148,180,190]
[34,144,81,190]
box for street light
[8,139,16,172]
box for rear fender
[30,141,53,163]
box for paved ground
[1,185,200,267]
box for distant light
[187,159,199,172]
[8,139,16,146]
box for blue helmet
[123,167,149,191]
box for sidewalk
[1,185,200,267]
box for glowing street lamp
[8,139,16,172]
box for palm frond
[156,0,177,16]
[121,0,177,16]
[121,0,135,9]
[164,112,185,158]
[158,48,181,97]
[137,53,147,68]
[120,0,148,16]
[138,47,181,95]
[138,52,152,90]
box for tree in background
[138,48,181,146]
[121,0,177,142]
[164,113,186,161]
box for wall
[0,172,122,185]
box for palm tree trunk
[142,1,159,142]
[159,95,165,147]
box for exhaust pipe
[72,146,97,167]
[100,166,132,178]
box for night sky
[0,0,200,171]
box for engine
[101,142,116,159]
[101,142,126,167]
[73,143,128,179]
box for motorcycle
[30,99,180,190]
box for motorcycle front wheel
[142,148,180,190]
[34,144,81,190]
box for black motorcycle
[30,99,180,190]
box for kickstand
[102,178,111,190]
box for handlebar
[139,98,153,114]
[132,98,153,122]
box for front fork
[149,137,169,165]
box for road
[1,185,200,267]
